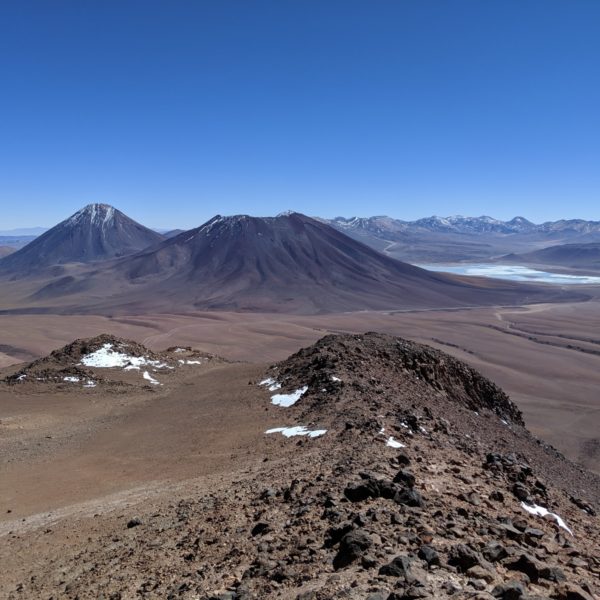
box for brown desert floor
[1,300,599,474]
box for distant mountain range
[0,205,597,315]
[318,215,600,264]
[326,215,600,236]
[0,207,576,314]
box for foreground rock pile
[3,333,599,599]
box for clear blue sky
[1,1,599,230]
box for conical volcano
[97,212,565,313]
[0,204,164,276]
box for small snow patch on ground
[331,376,341,382]
[174,348,186,353]
[521,502,573,535]
[377,424,406,448]
[143,371,161,385]
[17,374,26,381]
[83,380,96,388]
[265,426,327,438]
[386,437,405,448]
[271,386,308,407]
[179,359,202,365]
[259,377,282,391]
[63,376,80,383]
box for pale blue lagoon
[418,264,600,285]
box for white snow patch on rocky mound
[259,377,282,391]
[386,436,406,448]
[271,386,308,407]
[81,343,169,369]
[265,426,327,438]
[521,502,573,535]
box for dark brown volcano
[0,204,164,277]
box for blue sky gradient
[1,1,599,229]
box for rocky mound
[267,332,524,426]
[4,334,222,388]
[258,332,599,504]
[242,334,598,598]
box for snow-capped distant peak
[0,203,163,272]
[190,213,310,242]
[67,203,117,227]
[185,214,262,243]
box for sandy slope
[0,361,272,520]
